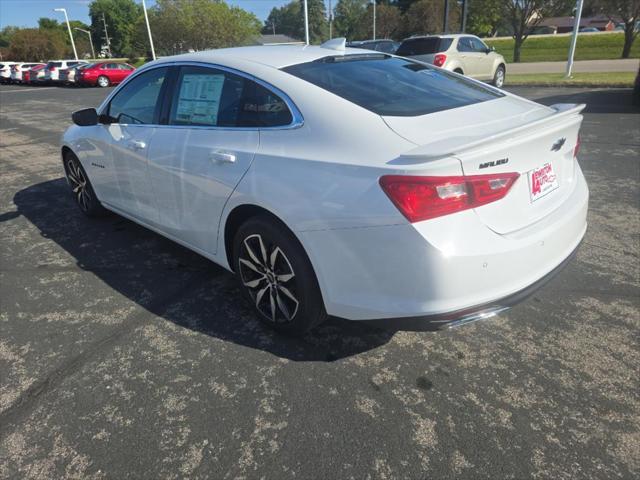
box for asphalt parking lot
[0,82,638,479]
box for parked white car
[397,34,507,87]
[0,62,17,83]
[44,60,88,82]
[10,63,45,83]
[61,41,587,334]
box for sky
[0,0,329,29]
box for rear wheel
[492,65,505,88]
[233,215,326,335]
[97,75,110,88]
[64,152,107,217]
[454,68,464,75]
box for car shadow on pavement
[13,179,399,362]
[532,88,640,114]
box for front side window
[108,67,167,124]
[169,66,292,128]
[283,55,503,117]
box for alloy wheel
[98,76,109,87]
[495,69,505,88]
[66,159,92,212]
[238,233,299,323]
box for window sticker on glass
[175,74,225,125]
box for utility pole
[303,0,309,45]
[53,8,78,60]
[565,0,584,78]
[443,0,449,34]
[75,28,95,58]
[328,0,332,39]
[461,0,469,33]
[101,13,111,57]
[141,0,156,60]
[272,21,276,36]
[372,1,376,40]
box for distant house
[537,15,618,34]
[255,34,302,45]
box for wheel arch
[224,204,296,273]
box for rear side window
[108,67,167,124]
[283,55,503,117]
[396,38,452,56]
[169,66,293,128]
[47,62,63,68]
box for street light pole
[74,28,95,59]
[53,8,78,60]
[328,0,332,40]
[303,0,309,45]
[565,0,584,78]
[372,1,376,40]
[101,13,111,58]
[141,0,156,60]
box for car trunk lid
[384,98,585,234]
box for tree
[373,3,402,39]
[466,0,503,36]
[264,1,303,38]
[38,18,60,30]
[7,28,67,61]
[503,0,572,62]
[89,0,143,56]
[142,0,261,55]
[590,0,640,58]
[400,0,460,38]
[301,0,329,43]
[334,0,369,40]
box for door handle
[209,151,236,164]
[128,140,146,151]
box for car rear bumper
[299,163,588,322]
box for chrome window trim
[98,60,304,131]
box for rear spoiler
[400,103,586,161]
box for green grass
[486,33,639,63]
[506,71,636,86]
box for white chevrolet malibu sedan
[61,40,588,334]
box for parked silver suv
[396,34,507,88]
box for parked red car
[77,62,136,88]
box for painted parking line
[0,87,57,93]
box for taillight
[573,134,581,158]
[50,66,56,72]
[379,173,520,223]
[433,54,447,67]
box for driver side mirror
[486,46,495,54]
[71,108,98,126]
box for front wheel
[97,75,110,88]
[64,152,107,217]
[492,65,505,88]
[233,216,327,335]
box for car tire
[233,215,327,335]
[454,68,464,75]
[63,151,108,217]
[492,65,506,88]
[97,75,110,88]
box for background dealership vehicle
[10,63,45,83]
[61,42,587,334]
[347,39,400,54]
[27,64,47,84]
[77,62,136,87]
[397,34,507,87]
[60,63,95,85]
[44,60,88,83]
[0,62,17,83]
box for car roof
[402,34,479,41]
[152,44,377,70]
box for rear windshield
[396,37,453,56]
[282,55,503,117]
